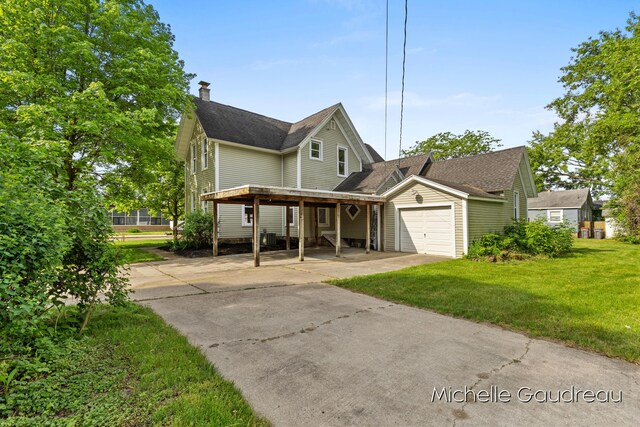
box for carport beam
[253,197,260,267]
[285,206,291,250]
[299,200,304,261]
[366,203,371,254]
[213,201,218,257]
[336,203,341,257]
[379,203,385,252]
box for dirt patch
[162,240,301,258]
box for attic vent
[330,119,336,130]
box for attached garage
[398,206,454,256]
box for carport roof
[201,185,385,206]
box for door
[399,207,453,256]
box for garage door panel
[399,207,453,256]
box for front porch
[201,185,386,267]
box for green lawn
[114,239,170,264]
[2,304,269,426]
[331,239,640,363]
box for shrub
[182,210,213,250]
[127,228,141,233]
[467,219,574,262]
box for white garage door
[399,207,453,256]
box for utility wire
[398,0,408,159]
[384,0,389,161]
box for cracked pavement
[131,249,640,426]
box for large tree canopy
[402,130,502,160]
[0,0,192,190]
[0,0,192,341]
[529,12,640,235]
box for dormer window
[310,139,323,161]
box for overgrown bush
[182,210,214,250]
[127,228,141,233]
[467,219,574,262]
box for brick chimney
[198,80,211,101]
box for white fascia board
[333,118,364,165]
[382,175,469,200]
[298,105,341,150]
[175,113,197,160]
[336,104,374,163]
[522,150,538,198]
[462,199,469,253]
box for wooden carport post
[285,206,291,250]
[335,203,341,257]
[378,203,385,252]
[365,203,371,254]
[298,200,305,261]
[212,201,218,257]
[253,197,260,267]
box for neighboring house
[174,81,537,259]
[109,208,171,232]
[527,188,593,231]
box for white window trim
[241,204,253,227]
[202,139,209,170]
[513,190,520,219]
[548,209,563,223]
[309,138,323,161]
[318,207,330,227]
[345,204,360,220]
[190,143,197,174]
[337,146,348,177]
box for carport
[201,185,386,267]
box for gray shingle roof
[365,144,385,162]
[333,154,430,193]
[193,97,339,151]
[423,146,526,193]
[528,188,591,209]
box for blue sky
[151,0,637,159]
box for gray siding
[300,116,361,190]
[283,152,297,188]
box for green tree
[0,0,192,336]
[531,12,640,235]
[142,157,185,242]
[402,130,502,160]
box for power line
[398,0,408,159]
[384,0,389,161]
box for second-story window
[202,139,209,169]
[190,143,197,174]
[310,139,322,160]
[337,146,347,177]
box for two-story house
[175,81,537,263]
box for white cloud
[361,91,501,110]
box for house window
[288,206,295,226]
[513,191,520,219]
[202,139,208,169]
[318,207,329,226]
[201,189,208,212]
[310,139,322,160]
[242,205,254,226]
[346,204,360,220]
[190,192,196,212]
[337,146,347,177]
[190,144,197,174]
[548,210,563,223]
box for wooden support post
[298,201,305,261]
[253,197,260,267]
[213,201,218,257]
[366,203,371,254]
[379,203,385,252]
[314,207,320,247]
[285,206,291,250]
[336,203,341,257]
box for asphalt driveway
[132,249,640,426]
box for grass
[1,304,269,426]
[331,239,640,363]
[113,239,170,264]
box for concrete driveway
[131,249,640,426]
